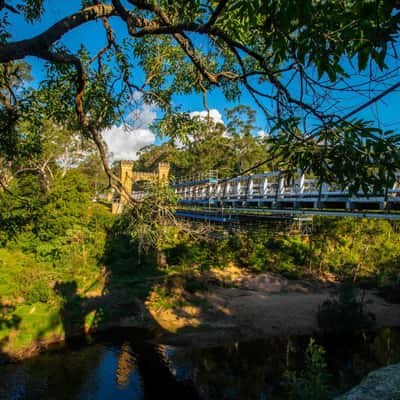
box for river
[0,327,399,399]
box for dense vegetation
[0,100,399,354]
[1,161,400,353]
[0,8,399,391]
[136,105,271,178]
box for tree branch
[0,4,116,62]
[0,0,19,14]
[205,0,229,28]
[36,48,137,203]
[126,2,220,84]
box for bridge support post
[262,177,268,196]
[272,174,284,208]
[299,173,305,194]
[235,181,241,202]
[225,181,231,200]
[248,178,254,200]
[346,200,353,210]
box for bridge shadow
[46,220,201,398]
[0,215,203,398]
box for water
[0,328,400,400]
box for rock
[335,363,400,400]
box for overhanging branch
[0,4,116,62]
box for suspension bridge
[172,171,400,222]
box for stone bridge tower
[111,161,170,214]
[157,162,170,183]
[120,160,134,205]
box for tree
[148,105,270,178]
[135,142,178,172]
[0,1,399,196]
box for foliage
[0,159,118,352]
[310,217,400,285]
[1,1,399,192]
[157,217,400,288]
[0,167,113,305]
[318,282,376,334]
[121,183,179,254]
[285,338,332,400]
[141,105,270,178]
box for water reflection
[116,342,137,387]
[0,328,399,400]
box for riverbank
[1,266,400,362]
[149,266,400,346]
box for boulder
[335,363,400,400]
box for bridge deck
[173,170,400,219]
[176,206,400,221]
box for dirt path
[150,269,400,346]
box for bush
[317,282,375,334]
[285,338,332,400]
[24,279,53,304]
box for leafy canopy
[0,0,399,194]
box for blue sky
[6,1,400,158]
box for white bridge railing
[172,171,400,210]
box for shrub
[12,267,54,304]
[317,281,375,333]
[285,338,332,400]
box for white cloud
[189,109,224,125]
[103,107,226,159]
[102,125,155,161]
[102,103,157,161]
[127,103,157,128]
[257,129,269,138]
[173,108,227,148]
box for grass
[0,303,63,352]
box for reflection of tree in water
[0,330,201,400]
[168,337,298,399]
[2,325,400,399]
[116,342,137,387]
[133,341,200,399]
[0,344,104,400]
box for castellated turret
[119,160,134,205]
[157,162,170,183]
[111,161,170,213]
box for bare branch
[343,81,400,119]
[205,0,229,27]
[0,5,116,63]
[0,0,19,14]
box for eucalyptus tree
[0,0,399,196]
[158,105,269,178]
